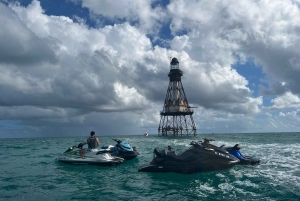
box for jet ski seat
[166,150,194,160]
[154,148,194,160]
[96,149,111,155]
[154,148,168,157]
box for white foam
[218,182,234,191]
[198,183,217,193]
[234,180,259,188]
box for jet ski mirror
[113,139,122,144]
[232,144,241,150]
[203,138,215,144]
[167,146,173,151]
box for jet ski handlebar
[203,138,215,143]
[204,138,215,141]
[113,139,122,143]
[77,142,87,149]
[189,138,216,146]
[189,141,202,146]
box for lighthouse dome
[171,57,179,64]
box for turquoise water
[1,133,299,201]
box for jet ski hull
[138,142,240,174]
[111,150,139,160]
[239,156,260,165]
[138,161,238,174]
[56,145,124,166]
[56,156,123,166]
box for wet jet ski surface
[138,139,240,174]
[56,143,124,166]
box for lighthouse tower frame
[158,58,196,136]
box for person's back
[87,131,100,149]
[79,131,100,158]
[88,136,98,149]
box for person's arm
[87,137,90,144]
[96,138,100,146]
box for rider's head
[90,131,95,136]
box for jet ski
[55,142,124,166]
[101,139,139,160]
[221,144,260,165]
[138,139,240,174]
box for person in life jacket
[79,131,100,159]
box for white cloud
[0,1,165,136]
[1,0,300,137]
[0,1,57,65]
[167,0,300,96]
[113,82,149,109]
[81,0,167,34]
[270,92,300,109]
[170,35,191,52]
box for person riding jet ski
[222,144,260,165]
[55,142,124,166]
[101,139,139,160]
[138,139,240,174]
[79,131,100,159]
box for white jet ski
[55,142,124,166]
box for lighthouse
[158,58,196,136]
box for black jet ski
[138,139,240,174]
[55,142,124,166]
[221,144,260,165]
[101,139,139,160]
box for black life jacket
[88,137,98,149]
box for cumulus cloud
[0,2,57,65]
[0,1,160,134]
[168,0,300,97]
[1,0,300,136]
[80,0,167,34]
[270,92,300,109]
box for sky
[1,0,300,138]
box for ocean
[0,132,299,201]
